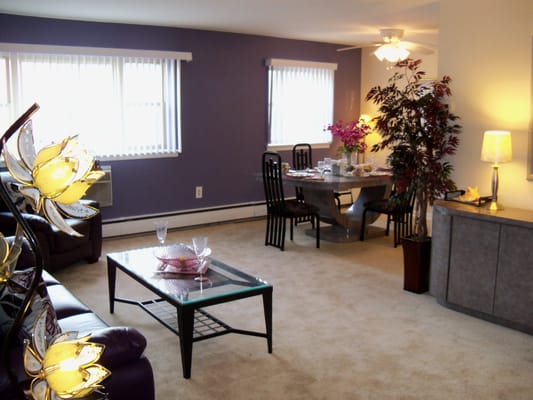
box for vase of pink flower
[326,118,371,169]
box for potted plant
[365,59,461,293]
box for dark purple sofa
[0,242,155,400]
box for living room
[1,1,532,399]
[1,2,532,230]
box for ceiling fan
[337,28,435,62]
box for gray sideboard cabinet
[430,201,533,335]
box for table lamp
[480,130,512,211]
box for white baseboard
[102,203,267,238]
[101,203,433,238]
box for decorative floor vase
[401,237,431,293]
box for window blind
[0,43,192,159]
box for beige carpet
[53,218,533,400]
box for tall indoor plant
[365,59,461,292]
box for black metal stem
[0,103,44,396]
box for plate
[369,171,392,176]
[286,170,315,178]
[154,243,212,274]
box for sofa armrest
[22,213,54,234]
[0,211,53,235]
[0,211,18,233]
[89,326,147,369]
[90,326,155,400]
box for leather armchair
[0,172,102,272]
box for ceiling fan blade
[403,41,436,55]
[337,42,381,52]
[337,45,361,52]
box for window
[0,43,192,160]
[266,58,336,148]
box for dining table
[283,169,392,242]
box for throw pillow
[0,267,61,344]
[2,179,34,213]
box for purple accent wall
[0,13,362,221]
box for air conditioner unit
[84,165,113,207]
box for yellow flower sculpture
[23,307,111,400]
[2,119,104,237]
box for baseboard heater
[84,165,113,207]
[102,202,267,238]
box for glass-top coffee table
[106,246,273,379]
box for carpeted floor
[53,218,533,400]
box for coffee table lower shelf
[115,296,269,342]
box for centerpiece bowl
[154,243,211,274]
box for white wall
[439,0,533,210]
[361,0,533,211]
[360,47,438,168]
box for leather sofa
[0,171,103,272]
[0,240,155,400]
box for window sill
[267,142,331,152]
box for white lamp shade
[374,44,410,62]
[481,130,512,163]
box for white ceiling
[0,0,440,47]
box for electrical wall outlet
[195,186,203,199]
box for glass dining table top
[283,168,391,191]
[107,246,271,306]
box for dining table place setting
[285,168,325,180]
[345,165,393,177]
[284,162,391,180]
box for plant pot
[401,236,431,294]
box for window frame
[0,43,192,161]
[266,58,337,151]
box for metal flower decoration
[0,224,24,284]
[2,119,104,237]
[23,307,111,400]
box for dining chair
[359,184,416,247]
[292,143,312,201]
[291,143,350,211]
[262,151,320,251]
[334,190,354,211]
[291,144,315,226]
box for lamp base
[487,201,504,211]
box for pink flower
[326,118,370,153]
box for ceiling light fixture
[374,43,410,63]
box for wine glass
[155,220,168,246]
[323,157,332,174]
[317,160,326,176]
[192,236,209,282]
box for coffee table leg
[263,288,273,353]
[107,256,116,314]
[176,306,195,379]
